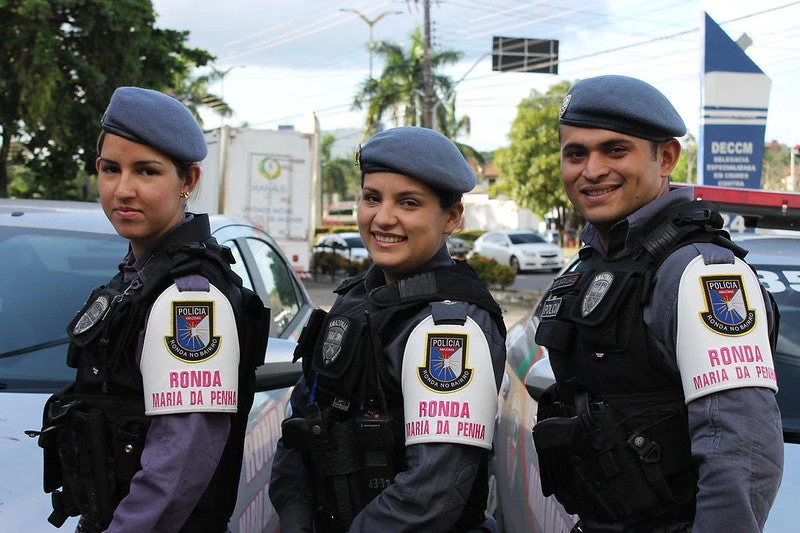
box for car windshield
[343,235,364,248]
[509,233,546,245]
[0,226,127,391]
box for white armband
[401,314,497,449]
[676,256,777,403]
[141,283,240,415]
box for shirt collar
[582,186,695,257]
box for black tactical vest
[289,261,504,531]
[39,215,269,532]
[532,201,746,525]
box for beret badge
[559,93,572,118]
[355,144,362,168]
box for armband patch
[402,314,497,450]
[676,256,777,403]
[141,283,240,415]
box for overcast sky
[151,0,800,153]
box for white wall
[462,193,539,231]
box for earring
[179,190,190,199]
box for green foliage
[454,229,484,243]
[762,143,791,190]
[353,28,461,136]
[0,0,213,198]
[311,251,372,276]
[494,81,573,219]
[671,134,697,184]
[321,133,360,202]
[467,253,516,289]
[315,225,359,236]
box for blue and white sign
[699,13,771,189]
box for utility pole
[421,0,434,129]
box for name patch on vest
[550,273,580,291]
[540,296,562,318]
[582,271,614,317]
[418,334,472,392]
[322,316,350,366]
[699,275,756,335]
[166,301,221,361]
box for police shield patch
[699,274,756,335]
[73,294,110,335]
[322,317,350,366]
[418,333,472,393]
[165,301,221,362]
[559,93,572,118]
[581,271,614,317]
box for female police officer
[269,126,507,532]
[38,87,269,532]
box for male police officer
[531,75,783,532]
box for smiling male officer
[531,75,783,532]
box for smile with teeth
[585,185,619,197]
[374,233,405,243]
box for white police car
[0,199,313,532]
[490,185,800,532]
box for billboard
[698,13,771,189]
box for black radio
[355,410,395,497]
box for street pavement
[299,277,541,328]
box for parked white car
[313,231,370,262]
[472,230,565,273]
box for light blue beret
[101,87,207,162]
[559,75,686,141]
[358,126,475,194]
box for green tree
[672,133,698,184]
[353,28,461,137]
[320,134,359,204]
[762,143,790,190]
[0,0,213,199]
[494,81,573,229]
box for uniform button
[634,436,645,447]
[124,444,134,453]
[312,425,322,435]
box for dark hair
[360,173,462,209]
[96,130,194,180]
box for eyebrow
[362,185,428,198]
[561,137,635,152]
[98,157,165,166]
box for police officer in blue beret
[38,87,269,532]
[532,75,783,531]
[270,126,507,532]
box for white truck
[193,123,322,274]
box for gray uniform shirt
[580,186,783,532]
[269,246,507,532]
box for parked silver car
[0,199,312,532]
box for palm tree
[353,28,461,137]
[170,64,233,127]
[435,95,485,171]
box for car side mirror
[255,337,302,391]
[524,356,556,402]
